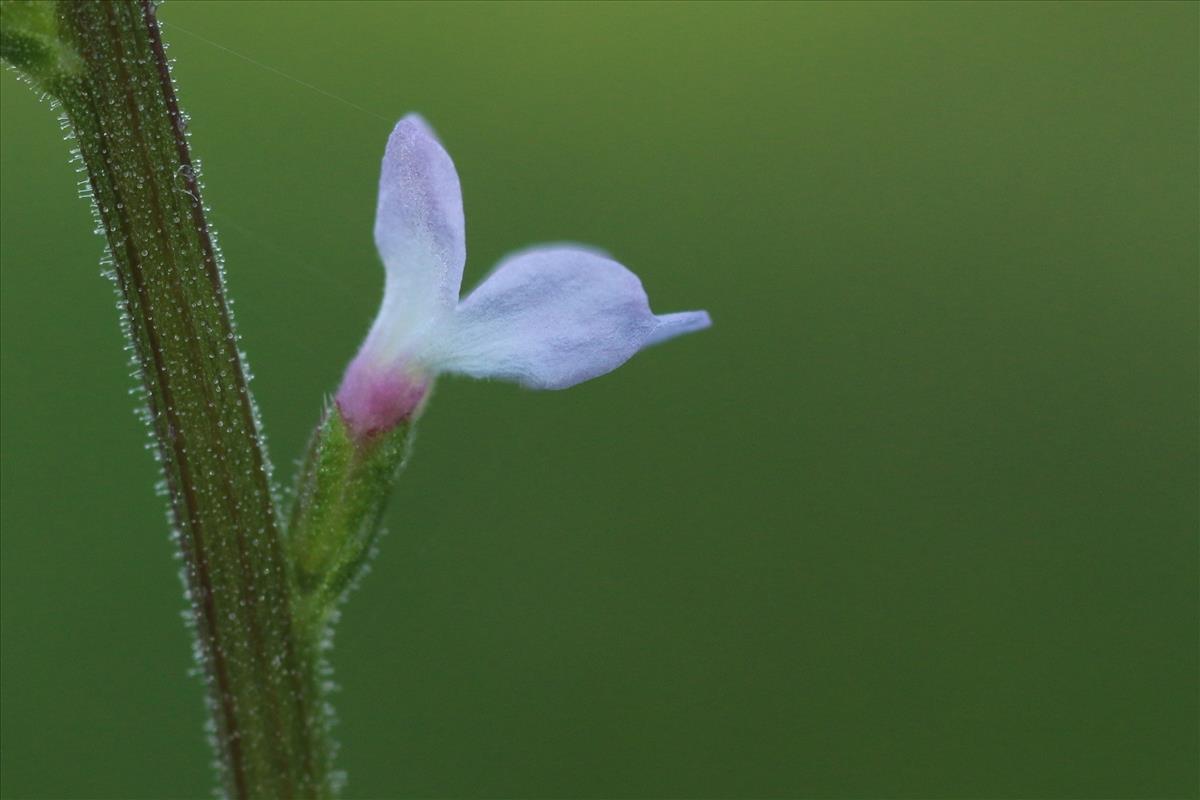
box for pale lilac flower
[336,115,711,438]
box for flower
[335,114,711,438]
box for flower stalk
[3,1,332,796]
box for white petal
[369,114,466,358]
[646,311,713,346]
[427,246,710,389]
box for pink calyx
[335,353,429,440]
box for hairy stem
[5,1,333,796]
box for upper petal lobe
[372,114,467,343]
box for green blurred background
[2,2,1197,797]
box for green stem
[5,1,333,796]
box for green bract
[289,407,415,626]
[0,0,81,89]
